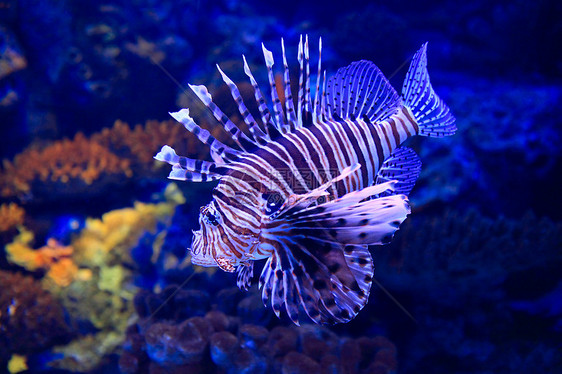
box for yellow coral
[0,203,25,232]
[5,232,78,287]
[40,184,184,371]
[46,258,79,288]
[73,198,177,266]
[7,354,27,373]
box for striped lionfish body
[155,36,455,325]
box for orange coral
[7,235,72,269]
[0,203,24,232]
[46,258,80,287]
[0,133,131,197]
[5,233,80,287]
[92,118,229,165]
[0,117,231,198]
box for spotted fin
[260,172,409,325]
[259,239,374,325]
[326,60,401,123]
[236,261,254,291]
[374,147,421,197]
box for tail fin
[402,43,456,137]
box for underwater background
[1,0,561,373]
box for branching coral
[92,118,231,167]
[372,209,562,372]
[0,271,72,370]
[40,183,184,372]
[412,78,562,214]
[0,132,131,198]
[5,228,90,287]
[0,118,229,200]
[0,203,24,232]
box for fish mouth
[190,229,203,255]
[189,228,219,267]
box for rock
[281,351,321,374]
[232,347,268,374]
[239,324,269,352]
[237,292,272,326]
[268,327,298,358]
[210,331,239,367]
[216,287,245,315]
[340,338,361,373]
[205,310,230,332]
[145,317,212,366]
[298,325,336,361]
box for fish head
[190,187,265,272]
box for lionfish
[155,36,455,325]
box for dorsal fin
[160,37,325,182]
[297,35,313,127]
[216,64,269,145]
[188,84,257,151]
[262,44,290,134]
[313,38,323,123]
[326,60,401,123]
[169,109,239,163]
[281,38,298,130]
[242,55,281,139]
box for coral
[5,229,89,287]
[119,285,398,374]
[91,118,230,170]
[71,183,184,268]
[0,118,230,201]
[7,354,27,374]
[0,26,27,80]
[412,78,562,217]
[0,132,131,198]
[0,203,24,232]
[40,183,184,372]
[0,271,72,369]
[371,209,562,372]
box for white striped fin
[313,37,323,123]
[281,38,297,130]
[276,181,410,246]
[342,245,373,306]
[321,70,328,119]
[216,64,269,144]
[168,164,220,182]
[154,145,223,176]
[259,178,410,325]
[402,42,456,137]
[168,109,239,162]
[297,35,304,126]
[326,60,401,123]
[262,43,289,134]
[242,55,279,138]
[236,261,254,291]
[304,35,311,120]
[189,84,257,150]
[374,147,421,197]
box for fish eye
[205,211,219,226]
[201,204,220,226]
[262,192,284,216]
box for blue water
[0,1,561,373]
